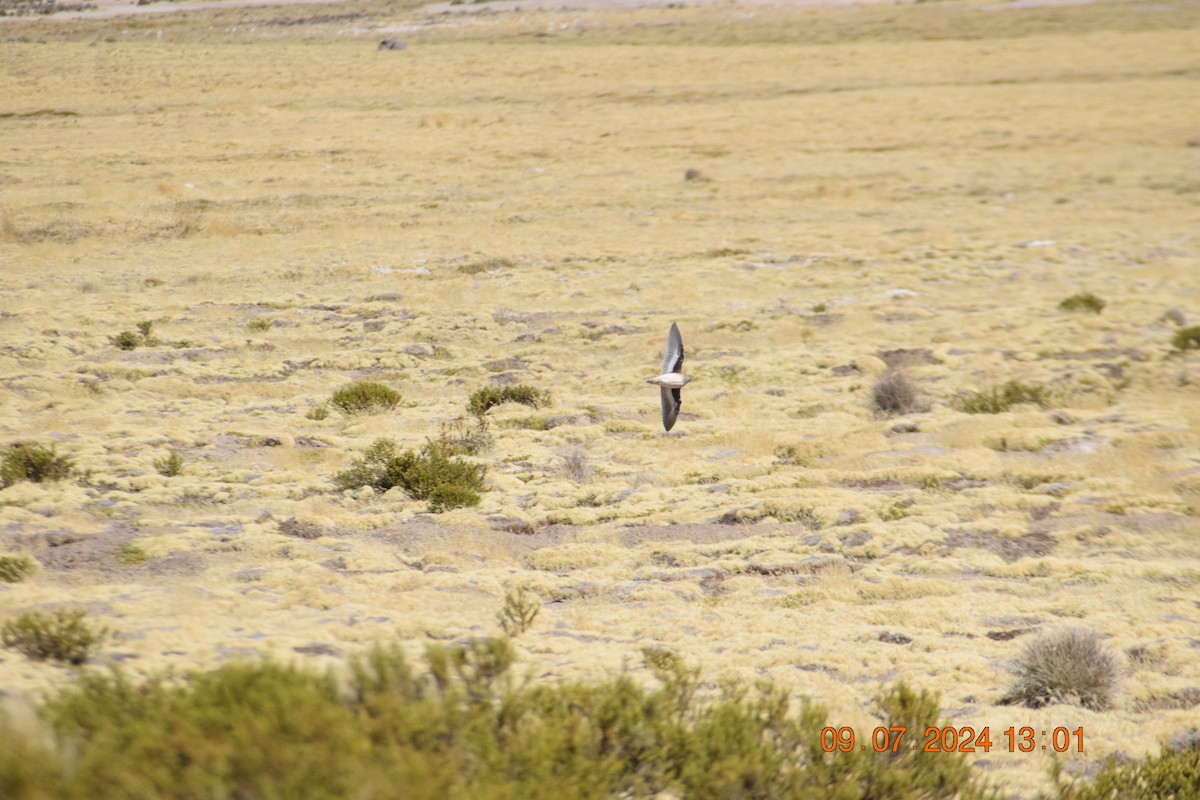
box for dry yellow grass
[1,0,1199,795]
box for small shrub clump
[467,385,551,417]
[496,588,540,637]
[1058,292,1106,313]
[329,381,402,415]
[0,554,37,583]
[1,608,108,665]
[1,442,75,488]
[1171,325,1200,353]
[1001,627,1120,711]
[334,438,486,512]
[871,370,920,416]
[436,416,493,456]
[953,380,1050,414]
[109,320,161,350]
[153,449,184,477]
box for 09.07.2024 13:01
[820,725,1085,754]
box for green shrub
[116,544,151,565]
[334,438,486,512]
[871,370,920,416]
[109,320,160,350]
[1172,325,1200,352]
[247,318,272,332]
[1,443,75,487]
[953,380,1050,414]
[1052,742,1200,799]
[1058,293,1105,313]
[1,609,108,665]
[329,381,402,414]
[0,555,37,583]
[467,385,551,416]
[153,449,184,477]
[1000,627,1119,711]
[497,588,540,637]
[305,403,330,421]
[0,634,996,799]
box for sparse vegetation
[109,320,161,350]
[1058,292,1106,313]
[153,449,184,477]
[116,544,151,565]
[559,446,591,482]
[953,380,1051,414]
[0,554,36,583]
[1052,741,1200,799]
[1171,325,1200,352]
[305,403,330,420]
[1000,627,1119,711]
[247,318,272,332]
[871,370,920,416]
[436,416,493,456]
[459,257,515,274]
[1,442,75,487]
[334,438,486,512]
[496,588,540,637]
[1,608,108,665]
[467,384,551,416]
[329,381,402,414]
[0,639,992,799]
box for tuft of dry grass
[871,370,920,416]
[1000,627,1120,711]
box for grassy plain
[1,0,1199,795]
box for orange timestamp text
[820,726,1084,754]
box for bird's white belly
[646,373,691,388]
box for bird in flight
[645,322,693,431]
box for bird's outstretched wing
[661,322,685,375]
[661,387,681,431]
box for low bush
[1171,325,1200,353]
[153,449,184,477]
[0,555,37,583]
[871,370,920,416]
[496,588,540,637]
[334,438,486,512]
[0,443,74,487]
[1,608,108,665]
[0,637,992,799]
[468,385,550,416]
[329,381,402,414]
[953,380,1050,414]
[1000,627,1119,711]
[1058,293,1105,313]
[1052,740,1200,799]
[109,320,161,350]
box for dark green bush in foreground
[0,443,75,488]
[468,384,551,416]
[0,555,37,583]
[329,381,402,414]
[334,438,486,511]
[1053,743,1200,800]
[0,638,994,800]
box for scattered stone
[879,632,912,645]
[233,568,265,582]
[294,643,340,656]
[378,38,406,51]
[986,627,1038,641]
[842,531,873,549]
[836,509,862,526]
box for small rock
[842,531,873,549]
[835,508,862,526]
[890,420,920,434]
[378,38,406,51]
[1048,410,1074,425]
[879,632,912,645]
